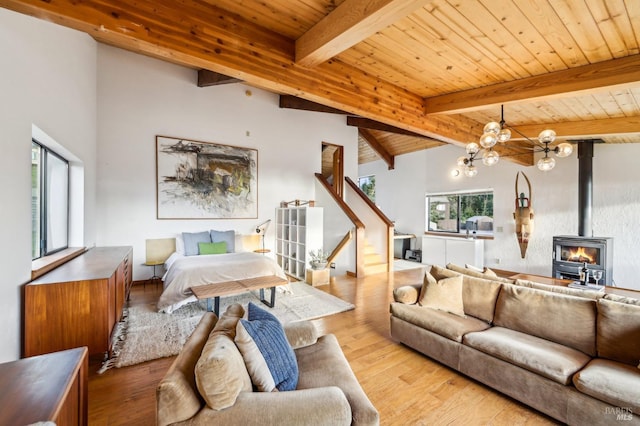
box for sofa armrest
[191,387,352,425]
[284,320,319,349]
[393,284,421,304]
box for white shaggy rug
[100,282,354,372]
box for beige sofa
[157,303,379,426]
[390,264,640,425]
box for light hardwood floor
[88,267,558,425]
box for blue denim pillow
[210,230,235,253]
[235,302,298,391]
[182,231,211,256]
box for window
[426,189,493,236]
[358,175,375,202]
[32,140,69,259]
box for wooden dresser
[0,347,88,425]
[24,246,133,358]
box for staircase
[363,239,388,275]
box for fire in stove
[561,246,598,264]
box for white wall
[0,8,97,361]
[360,143,640,290]
[96,45,359,280]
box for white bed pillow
[175,235,185,255]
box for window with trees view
[358,175,375,202]
[426,190,493,235]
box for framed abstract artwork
[156,135,258,219]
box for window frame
[425,188,494,237]
[357,174,376,202]
[32,139,70,260]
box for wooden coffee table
[190,275,288,316]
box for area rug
[394,259,426,271]
[100,281,354,372]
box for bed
[157,250,288,313]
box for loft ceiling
[4,0,640,167]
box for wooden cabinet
[421,236,484,267]
[24,246,133,358]
[0,347,88,426]
[275,206,323,281]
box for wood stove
[552,236,613,285]
[551,140,613,285]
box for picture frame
[156,135,258,219]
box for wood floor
[88,267,558,425]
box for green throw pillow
[198,241,227,255]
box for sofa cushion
[195,304,252,411]
[392,284,421,304]
[390,302,490,342]
[429,265,502,323]
[283,320,319,349]
[515,279,603,300]
[494,284,597,356]
[463,327,591,385]
[296,334,380,425]
[236,302,299,392]
[573,359,640,413]
[417,270,437,306]
[603,293,640,306]
[419,274,465,317]
[597,298,640,365]
[459,275,502,324]
[157,312,218,426]
[446,263,514,284]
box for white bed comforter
[157,251,287,313]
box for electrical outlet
[496,226,504,233]
[495,258,501,265]
[330,262,336,269]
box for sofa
[390,263,640,425]
[157,303,379,426]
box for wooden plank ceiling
[3,0,639,167]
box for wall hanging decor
[513,171,534,258]
[156,135,258,219]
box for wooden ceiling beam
[347,116,429,138]
[295,0,430,67]
[425,54,640,115]
[279,95,349,114]
[359,129,395,170]
[197,70,241,87]
[0,0,481,146]
[507,116,640,141]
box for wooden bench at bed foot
[190,275,288,315]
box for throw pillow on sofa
[236,302,299,392]
[597,298,640,365]
[419,274,465,317]
[195,304,253,410]
[446,263,514,283]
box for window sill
[424,231,494,240]
[31,247,87,280]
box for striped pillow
[235,303,298,392]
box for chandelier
[456,105,574,177]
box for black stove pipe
[578,141,594,237]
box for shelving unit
[275,206,323,281]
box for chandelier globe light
[454,105,574,177]
[482,149,500,166]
